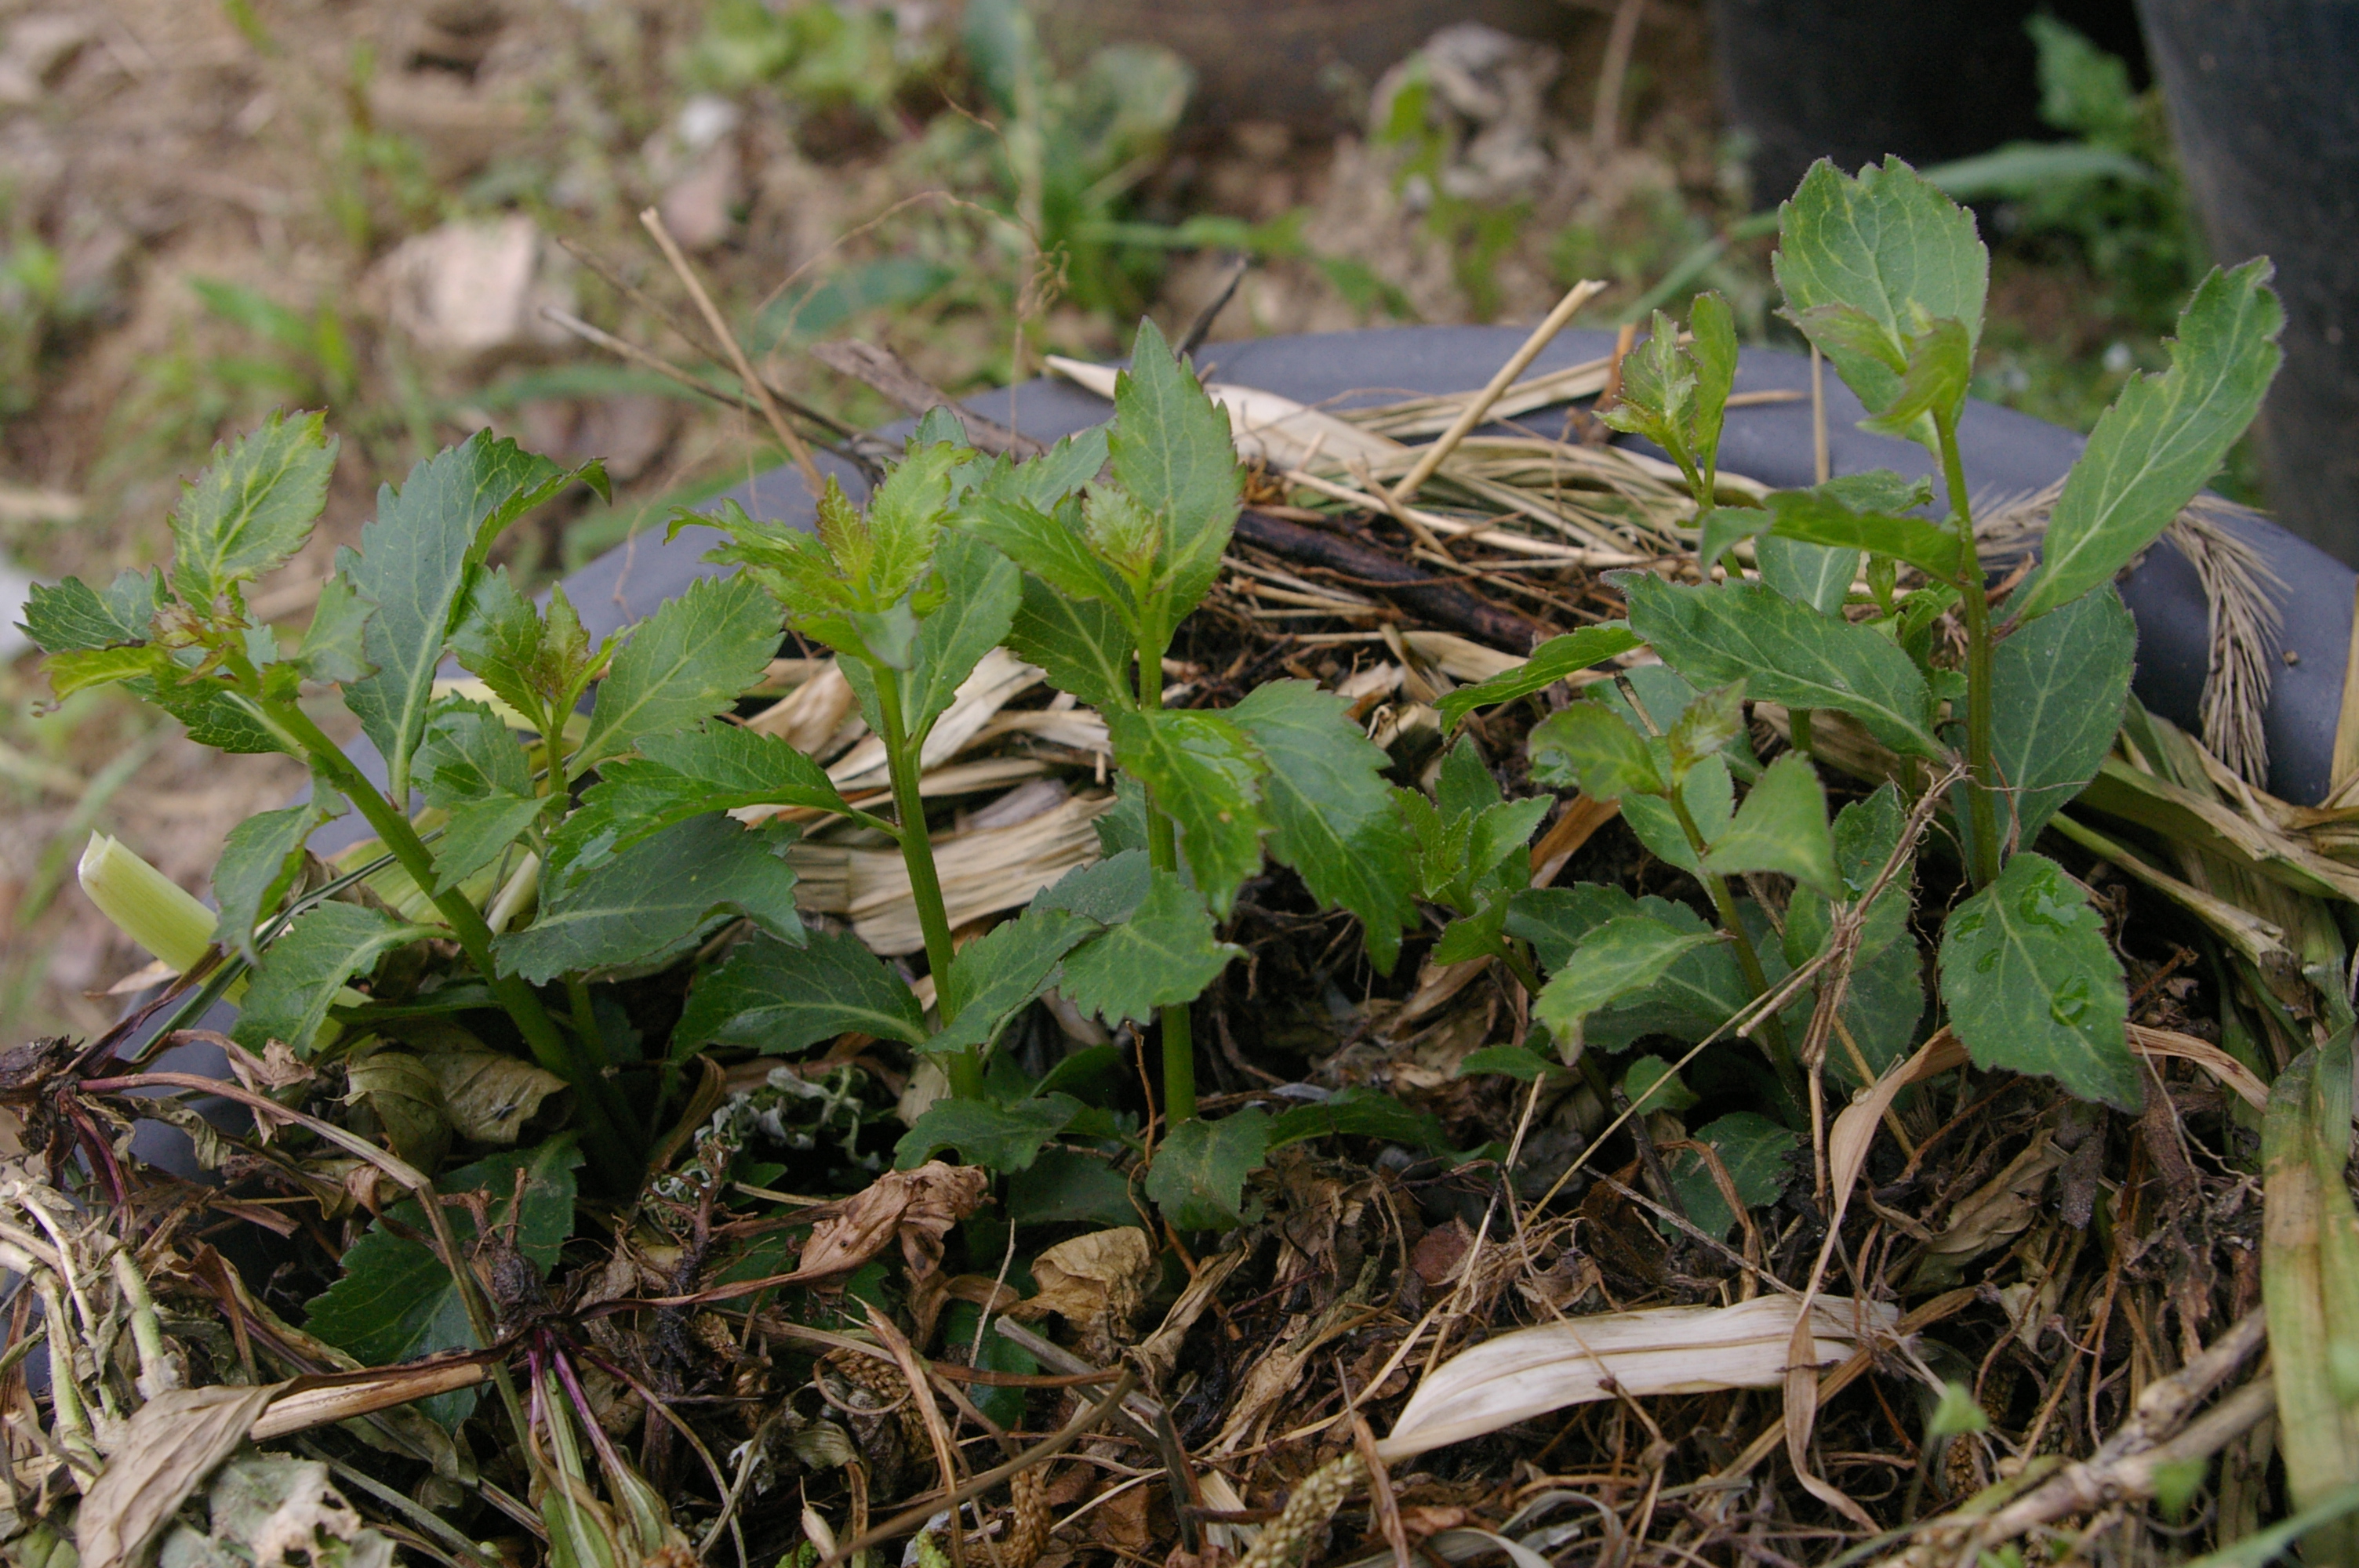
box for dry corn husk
[786,793,1114,955]
[1373,1294,1899,1461]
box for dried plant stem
[1389,278,1608,510]
[816,1368,1141,1568]
[639,206,825,495]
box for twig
[1590,0,1645,154]
[1233,510,1546,650]
[639,206,825,494]
[816,1367,1141,1568]
[1388,278,1608,509]
[1178,256,1251,358]
[809,339,1043,457]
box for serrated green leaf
[1230,679,1417,972]
[1698,505,1775,575]
[1456,1044,1572,1081]
[1434,622,1641,727]
[304,1137,580,1428]
[21,568,162,652]
[1033,849,1154,924]
[973,424,1110,510]
[1939,851,2137,1109]
[675,929,926,1054]
[1094,776,1150,858]
[1083,485,1161,583]
[1704,753,1839,896]
[1532,916,1725,1041]
[1436,735,1504,819]
[1144,1108,1269,1230]
[1059,872,1237,1026]
[342,434,566,803]
[1110,318,1241,615]
[572,574,781,770]
[548,723,855,885]
[1510,885,1751,1051]
[416,699,533,807]
[1621,754,1732,875]
[1620,1054,1698,1112]
[1765,488,1962,581]
[45,644,169,697]
[136,670,289,754]
[497,815,803,984]
[895,1094,1082,1172]
[932,906,1098,1054]
[1620,572,1943,757]
[296,572,373,684]
[170,412,336,608]
[431,797,551,894]
[1104,706,1268,917]
[1468,796,1551,891]
[1006,1149,1140,1229]
[1599,310,1696,463]
[1666,1111,1797,1239]
[1667,681,1746,779]
[212,799,336,962]
[861,434,969,605]
[1267,1087,1446,1152]
[969,494,1132,608]
[1858,316,1974,440]
[1987,584,2135,852]
[1526,699,1663,800]
[1688,291,1739,480]
[906,531,1021,736]
[1757,539,1855,616]
[449,570,603,726]
[1775,157,1988,451]
[1005,575,1134,710]
[234,902,427,1052]
[2014,260,2284,621]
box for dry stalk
[638,205,824,494]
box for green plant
[1450,156,2282,1122]
[692,319,1418,1146]
[954,0,1192,317]
[24,319,1420,1235]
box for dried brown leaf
[76,1382,284,1568]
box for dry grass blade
[1387,278,1608,509]
[2263,1045,2359,1561]
[783,793,1114,955]
[249,1360,494,1442]
[1045,355,1399,470]
[1372,1294,1897,1462]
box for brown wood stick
[639,206,825,494]
[1231,510,1546,651]
[810,339,1043,458]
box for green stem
[876,673,980,1100]
[269,700,640,1179]
[1134,606,1196,1126]
[1497,941,1547,1001]
[1936,406,2002,889]
[1666,786,1808,1113]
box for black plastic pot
[1705,0,2147,212]
[2135,0,2359,563]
